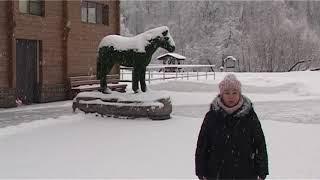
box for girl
[195,74,268,180]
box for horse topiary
[97,26,175,93]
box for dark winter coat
[195,95,269,179]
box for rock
[73,91,172,120]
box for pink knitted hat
[219,74,241,94]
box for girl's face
[221,89,240,107]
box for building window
[81,1,109,25]
[19,0,44,16]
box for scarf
[217,96,244,114]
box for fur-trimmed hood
[210,95,253,117]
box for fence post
[148,69,151,84]
[206,67,208,80]
[214,68,215,80]
[151,69,153,79]
[163,68,165,81]
[197,68,199,80]
[182,68,183,80]
[187,71,189,80]
[121,68,123,81]
[175,68,178,80]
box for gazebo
[221,55,238,72]
[157,53,186,72]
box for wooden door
[16,39,38,104]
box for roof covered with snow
[223,56,237,62]
[223,56,237,61]
[156,53,186,60]
[98,26,175,53]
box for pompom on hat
[219,74,242,94]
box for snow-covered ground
[0,71,320,179]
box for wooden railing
[120,64,216,83]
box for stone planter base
[72,91,172,120]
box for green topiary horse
[97,26,175,93]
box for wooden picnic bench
[68,74,127,99]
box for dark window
[81,1,108,25]
[19,0,44,16]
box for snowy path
[1,99,319,128]
[173,99,320,124]
[0,101,73,128]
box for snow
[72,83,127,90]
[98,26,175,53]
[72,84,100,89]
[0,71,320,178]
[76,90,170,103]
[75,91,168,108]
[79,99,164,108]
[156,52,186,60]
[147,64,216,69]
[0,101,72,113]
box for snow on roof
[224,56,237,61]
[156,53,186,60]
[98,26,175,53]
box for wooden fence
[120,64,216,83]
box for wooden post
[121,68,123,80]
[8,0,16,88]
[62,0,69,94]
[163,67,165,81]
[181,68,183,80]
[197,68,199,80]
[205,67,208,80]
[175,67,178,80]
[148,69,151,84]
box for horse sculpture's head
[146,26,175,53]
[159,28,175,52]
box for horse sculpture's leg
[97,48,114,94]
[100,72,107,93]
[101,62,114,94]
[132,66,147,93]
[132,67,140,93]
[140,66,147,92]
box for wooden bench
[310,67,320,71]
[68,74,127,99]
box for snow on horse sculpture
[97,26,175,93]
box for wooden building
[157,53,186,72]
[221,55,239,72]
[0,0,120,107]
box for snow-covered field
[0,71,320,179]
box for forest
[120,1,320,72]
